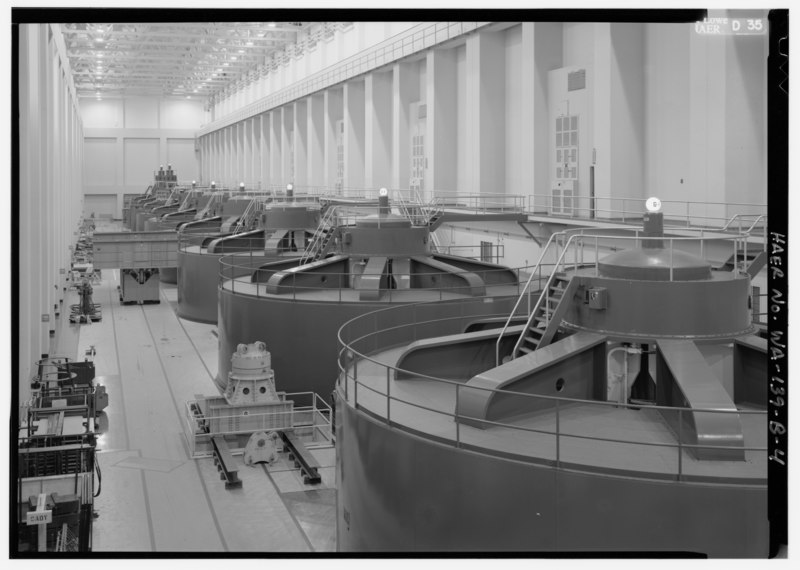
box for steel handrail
[494,231,564,366]
[335,302,768,481]
[509,232,582,360]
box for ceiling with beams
[61,22,328,102]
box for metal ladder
[231,197,259,234]
[197,191,223,219]
[512,273,578,358]
[298,205,340,265]
[394,189,443,251]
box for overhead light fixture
[186,95,191,99]
[238,49,244,53]
[246,41,253,46]
[223,62,230,67]
[268,22,276,28]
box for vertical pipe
[595,236,599,276]
[386,367,391,423]
[455,384,460,448]
[555,396,560,467]
[678,408,683,480]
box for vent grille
[568,69,586,91]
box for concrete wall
[18,24,85,398]
[81,97,203,218]
[199,20,767,244]
[646,22,767,221]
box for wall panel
[84,137,117,186]
[124,138,160,186]
[124,97,159,128]
[167,138,199,182]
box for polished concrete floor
[50,254,337,552]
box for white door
[553,114,579,215]
[409,105,427,201]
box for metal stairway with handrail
[494,212,768,367]
[298,204,341,265]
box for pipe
[608,345,643,405]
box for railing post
[700,230,705,259]
[555,397,560,468]
[595,236,599,276]
[455,384,461,448]
[386,367,391,424]
[677,408,683,481]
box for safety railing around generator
[180,230,505,264]
[218,253,547,302]
[184,392,333,458]
[337,299,768,484]
[177,183,766,229]
[495,226,767,366]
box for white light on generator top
[379,187,389,197]
[645,197,662,213]
[286,183,294,191]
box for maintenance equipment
[17,354,105,552]
[186,342,333,488]
[69,277,102,323]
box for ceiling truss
[61,22,351,103]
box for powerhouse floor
[51,268,337,553]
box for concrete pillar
[281,106,293,185]
[307,93,325,188]
[293,99,308,187]
[270,111,281,187]
[344,80,366,189]
[241,118,251,187]
[259,113,268,187]
[324,88,343,189]
[426,48,458,194]
[465,31,506,195]
[391,62,418,189]
[250,116,259,187]
[365,71,392,189]
[690,28,727,220]
[532,23,563,213]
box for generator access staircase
[230,197,261,235]
[512,272,579,358]
[298,205,341,264]
[496,213,768,365]
[393,190,444,250]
